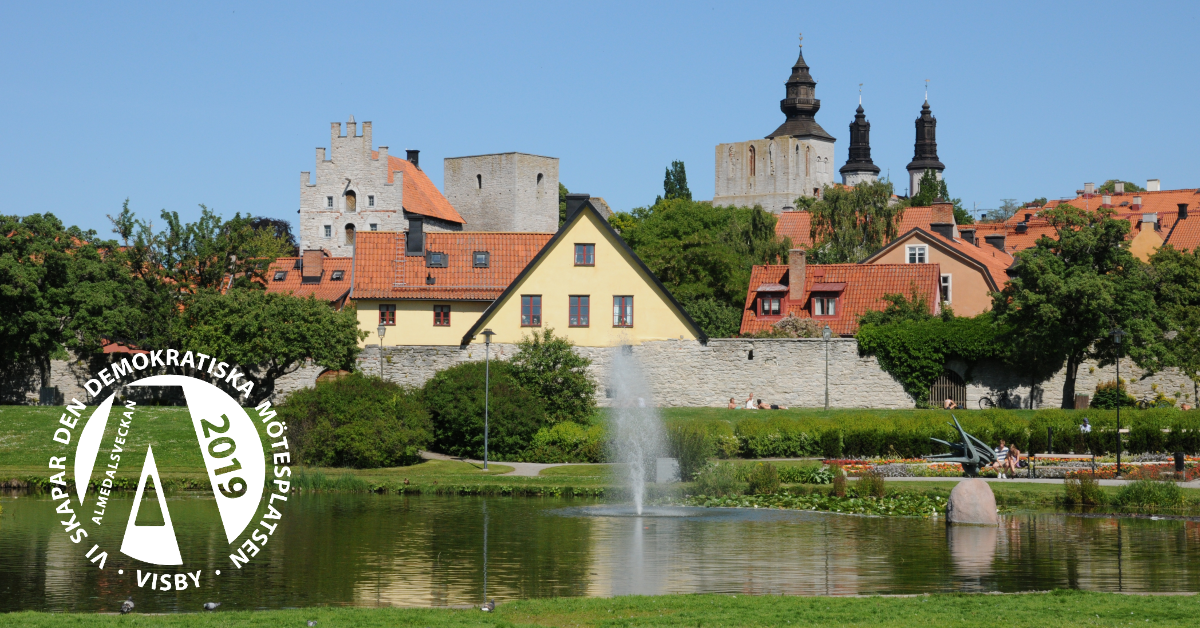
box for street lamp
[377,324,386,379]
[822,324,833,410]
[1112,327,1126,477]
[480,328,495,470]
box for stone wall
[443,153,559,232]
[712,136,836,213]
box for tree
[1147,245,1200,389]
[910,170,973,225]
[991,204,1160,408]
[1098,179,1144,194]
[657,160,691,203]
[509,328,596,424]
[806,179,903,264]
[857,284,941,327]
[172,289,368,400]
[558,182,570,227]
[981,199,1021,223]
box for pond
[1,492,1198,612]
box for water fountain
[606,346,666,515]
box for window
[345,224,356,245]
[521,295,542,326]
[613,296,633,327]
[477,174,482,189]
[426,251,447,268]
[570,296,590,327]
[324,225,332,238]
[273,271,287,281]
[907,245,927,264]
[473,251,490,268]
[940,274,952,303]
[812,294,837,317]
[537,173,544,188]
[369,223,378,231]
[379,304,396,325]
[326,196,333,208]
[345,190,357,211]
[433,305,450,326]
[748,145,756,176]
[574,243,595,266]
[368,195,375,207]
[759,294,781,316]
[330,270,344,281]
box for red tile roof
[373,153,466,224]
[775,205,938,249]
[265,255,353,306]
[351,230,554,301]
[739,262,941,336]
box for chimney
[406,217,424,256]
[406,150,420,169]
[1132,195,1143,210]
[1102,194,1112,207]
[1015,222,1028,233]
[1142,213,1158,231]
[1084,182,1095,196]
[1024,213,1032,222]
[789,249,807,303]
[1179,203,1189,220]
[302,250,324,278]
[930,199,956,239]
[1115,182,1125,194]
[959,228,976,245]
[984,234,1007,252]
[1147,179,1161,192]
[564,193,590,222]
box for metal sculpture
[924,415,996,477]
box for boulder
[946,478,999,525]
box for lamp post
[377,324,386,379]
[481,328,495,470]
[1112,327,1125,477]
[822,324,833,410]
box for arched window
[748,145,756,177]
[476,174,482,189]
[536,173,544,188]
[345,224,356,246]
[805,145,811,177]
[345,190,357,211]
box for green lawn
[657,407,1040,422]
[4,591,1199,627]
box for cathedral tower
[905,100,945,197]
[839,103,879,186]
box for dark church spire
[766,36,834,141]
[839,103,880,182]
[905,99,945,195]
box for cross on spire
[798,32,803,47]
[859,83,863,105]
[924,79,929,103]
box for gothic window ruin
[805,145,811,177]
[345,190,357,212]
[748,145,756,177]
[768,142,775,175]
[344,224,356,246]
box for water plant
[693,462,742,497]
[1061,472,1106,506]
[856,467,887,498]
[1114,479,1185,510]
[778,462,832,485]
[830,464,847,497]
[667,422,713,481]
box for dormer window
[426,251,448,268]
[812,294,838,317]
[759,294,782,317]
[331,270,345,281]
[273,271,287,281]
[473,251,490,268]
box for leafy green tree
[558,182,570,227]
[0,213,141,388]
[1098,179,1144,194]
[991,204,1160,408]
[510,328,596,424]
[856,284,943,327]
[1027,197,1048,207]
[657,160,691,203]
[423,360,545,459]
[1147,245,1200,389]
[981,199,1021,223]
[806,179,903,263]
[172,289,368,400]
[910,170,973,225]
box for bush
[830,464,847,497]
[510,328,596,424]
[856,468,886,498]
[667,422,712,481]
[713,434,741,458]
[746,462,781,495]
[520,421,605,463]
[1092,379,1136,409]
[779,463,833,485]
[280,372,432,469]
[1062,472,1106,506]
[423,360,545,460]
[1114,479,1184,510]
[693,462,742,497]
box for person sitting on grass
[744,393,757,410]
[944,398,958,410]
[728,397,739,410]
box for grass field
[658,407,1039,421]
[3,591,1198,627]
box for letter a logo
[120,446,183,565]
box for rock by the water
[946,478,999,525]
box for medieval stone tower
[839,102,880,186]
[713,40,836,213]
[905,100,945,197]
[443,153,559,232]
[299,117,464,256]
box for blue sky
[3,1,1198,235]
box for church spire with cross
[839,85,880,186]
[905,83,946,197]
[766,33,834,140]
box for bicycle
[979,390,1015,410]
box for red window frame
[811,293,839,318]
[574,243,595,266]
[433,304,450,327]
[613,296,633,327]
[521,295,542,327]
[379,304,396,325]
[758,294,782,317]
[570,295,590,327]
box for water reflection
[1,493,1199,612]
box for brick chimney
[1147,179,1161,192]
[930,199,957,239]
[1102,194,1112,207]
[406,149,420,169]
[789,249,806,304]
[1132,195,1143,211]
[301,250,324,278]
[1084,182,1095,197]
[1179,203,1189,220]
[1115,182,1125,194]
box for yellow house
[459,198,705,347]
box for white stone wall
[712,137,836,213]
[960,357,1198,410]
[841,171,877,187]
[443,153,559,232]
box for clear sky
[3,1,1198,235]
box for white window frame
[368,195,375,207]
[907,245,927,264]
[326,196,334,208]
[369,223,378,231]
[941,274,952,304]
[323,224,332,238]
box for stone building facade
[443,153,560,232]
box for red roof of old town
[372,152,466,224]
[263,253,354,307]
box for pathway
[419,450,582,477]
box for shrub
[830,464,847,497]
[772,315,822,338]
[1092,379,1136,409]
[667,422,712,481]
[520,421,605,463]
[423,360,545,460]
[746,462,781,495]
[856,468,887,498]
[510,328,596,424]
[713,434,742,458]
[1062,472,1106,506]
[280,372,432,469]
[693,462,742,497]
[779,462,833,485]
[1114,479,1184,510]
